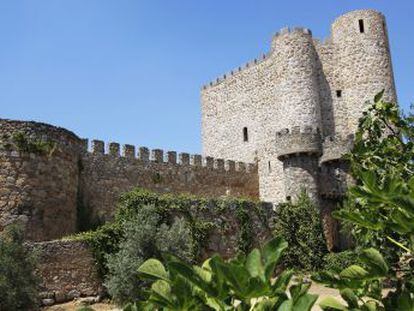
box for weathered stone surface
[30,240,102,303]
[201,9,396,205]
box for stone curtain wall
[80,140,259,222]
[0,119,259,241]
[30,240,102,305]
[0,120,84,241]
[201,9,396,204]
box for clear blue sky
[0,1,412,153]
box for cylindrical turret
[275,126,321,201]
[0,119,84,241]
[271,28,323,202]
[332,9,397,134]
[272,27,322,129]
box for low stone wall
[31,240,102,305]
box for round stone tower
[0,119,85,241]
[272,28,322,201]
[331,9,397,134]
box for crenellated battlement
[201,26,314,91]
[320,134,354,164]
[201,52,270,90]
[274,126,321,160]
[83,139,256,173]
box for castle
[0,9,396,250]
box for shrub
[273,191,328,271]
[323,250,359,273]
[134,237,317,310]
[0,225,39,310]
[70,188,270,277]
[104,205,193,305]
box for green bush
[105,205,193,305]
[70,188,269,277]
[0,225,39,310]
[323,250,359,273]
[133,237,317,310]
[273,191,328,271]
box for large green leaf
[246,248,265,281]
[262,237,288,279]
[319,297,347,310]
[138,259,169,281]
[359,248,388,276]
[340,288,359,308]
[272,270,294,292]
[293,293,318,311]
[277,299,293,311]
[150,280,173,307]
[168,260,216,297]
[340,265,370,280]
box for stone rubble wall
[29,240,103,305]
[81,140,259,222]
[0,119,259,241]
[0,120,84,241]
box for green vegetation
[323,250,360,273]
[70,189,269,305]
[131,237,317,310]
[0,225,39,310]
[274,191,328,271]
[0,131,56,155]
[342,90,414,263]
[313,92,414,309]
[105,205,193,304]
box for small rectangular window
[243,127,248,142]
[336,90,342,98]
[359,19,365,33]
[268,161,271,173]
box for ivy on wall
[68,188,272,277]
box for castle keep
[0,10,396,250]
[202,9,396,204]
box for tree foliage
[0,225,39,310]
[274,191,328,271]
[105,205,193,305]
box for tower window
[243,127,248,142]
[358,19,365,33]
[336,90,342,98]
[286,196,291,201]
[268,161,271,173]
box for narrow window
[243,127,248,142]
[268,161,271,173]
[336,90,342,98]
[358,19,365,33]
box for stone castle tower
[201,9,396,207]
[0,9,396,251]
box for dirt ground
[42,284,343,311]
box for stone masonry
[201,9,397,249]
[0,9,397,250]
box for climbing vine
[69,188,270,276]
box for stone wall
[0,120,84,241]
[31,240,102,305]
[0,119,259,241]
[201,9,396,204]
[81,141,259,221]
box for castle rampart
[0,119,84,240]
[0,119,259,241]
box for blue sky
[0,1,412,153]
